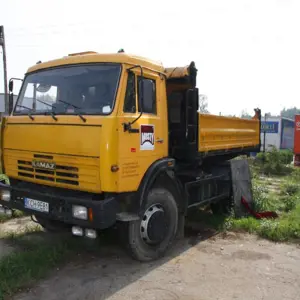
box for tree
[240,109,252,119]
[280,107,300,120]
[199,94,209,113]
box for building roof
[281,117,294,123]
[264,116,294,123]
[27,52,165,74]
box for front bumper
[0,181,119,230]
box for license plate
[24,198,49,213]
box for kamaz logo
[32,160,56,170]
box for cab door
[117,67,168,192]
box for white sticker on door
[140,125,155,150]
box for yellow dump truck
[0,52,261,261]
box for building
[0,93,18,113]
[261,116,294,151]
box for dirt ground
[11,228,300,300]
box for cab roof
[27,52,165,74]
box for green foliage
[279,149,294,165]
[227,171,300,242]
[252,183,270,212]
[240,109,252,119]
[280,182,299,211]
[0,210,25,223]
[0,232,99,299]
[280,107,300,119]
[254,147,293,175]
[291,167,300,180]
[282,195,297,212]
[227,217,260,233]
[0,242,71,298]
[228,207,300,242]
[255,152,266,162]
[281,182,299,196]
[199,94,209,113]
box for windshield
[14,64,121,115]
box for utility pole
[263,113,267,153]
[0,25,8,114]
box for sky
[0,0,300,116]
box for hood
[2,116,103,192]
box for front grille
[17,159,79,186]
[4,149,101,192]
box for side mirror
[7,77,23,115]
[8,80,13,93]
[8,79,14,115]
[8,94,14,114]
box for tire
[34,215,70,233]
[119,188,178,262]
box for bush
[254,147,293,175]
[279,149,293,165]
[255,152,266,163]
[291,167,300,180]
[252,183,270,211]
[282,195,297,212]
[281,182,299,196]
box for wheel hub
[140,204,167,245]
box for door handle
[156,138,164,144]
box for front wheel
[119,188,178,262]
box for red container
[294,115,300,167]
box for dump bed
[198,113,260,155]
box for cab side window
[123,72,136,113]
[138,77,156,114]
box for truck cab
[4,53,175,194]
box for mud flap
[230,159,253,217]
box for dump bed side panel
[198,114,260,154]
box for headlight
[1,190,11,202]
[72,205,88,220]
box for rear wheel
[119,188,178,262]
[34,215,69,233]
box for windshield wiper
[15,105,34,120]
[34,99,58,121]
[44,111,58,121]
[57,100,86,122]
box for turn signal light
[88,208,93,222]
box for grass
[228,206,300,242]
[0,223,118,299]
[0,229,101,299]
[0,210,25,223]
[225,165,300,243]
[0,241,71,298]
